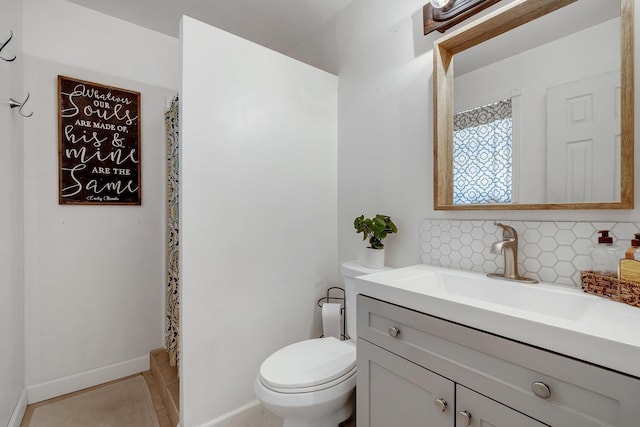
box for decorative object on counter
[354,214,397,269]
[58,75,141,205]
[619,260,640,283]
[423,0,502,35]
[619,234,640,283]
[580,271,640,309]
[624,234,640,260]
[0,30,16,62]
[9,92,33,118]
[590,230,619,276]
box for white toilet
[254,261,387,427]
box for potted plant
[354,214,398,268]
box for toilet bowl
[254,261,390,427]
[254,337,356,427]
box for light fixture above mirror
[424,0,502,35]
[431,0,453,8]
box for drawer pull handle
[531,381,551,399]
[433,398,447,412]
[457,410,472,426]
[388,327,400,337]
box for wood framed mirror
[433,0,634,210]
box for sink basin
[431,270,596,321]
[355,264,640,379]
[368,266,595,321]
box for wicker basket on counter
[580,271,640,309]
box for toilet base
[281,394,353,427]
[254,368,356,427]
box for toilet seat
[259,337,356,394]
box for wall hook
[9,92,33,117]
[0,30,16,62]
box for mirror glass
[433,0,633,210]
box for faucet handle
[495,222,517,240]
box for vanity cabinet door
[357,338,455,427]
[456,385,547,427]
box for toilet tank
[341,261,392,340]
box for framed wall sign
[58,75,141,205]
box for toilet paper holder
[317,287,347,340]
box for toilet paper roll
[322,303,342,339]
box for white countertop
[355,264,640,378]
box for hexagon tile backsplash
[420,219,640,286]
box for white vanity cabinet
[356,295,640,427]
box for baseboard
[27,355,149,404]
[202,400,281,427]
[7,388,27,427]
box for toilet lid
[259,337,356,390]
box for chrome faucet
[488,222,538,284]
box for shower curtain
[165,95,180,367]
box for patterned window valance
[453,99,512,205]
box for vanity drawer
[357,294,640,427]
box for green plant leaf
[354,213,398,249]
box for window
[453,99,512,204]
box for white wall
[21,0,178,402]
[0,0,25,423]
[180,16,338,426]
[336,0,640,269]
[336,0,433,267]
